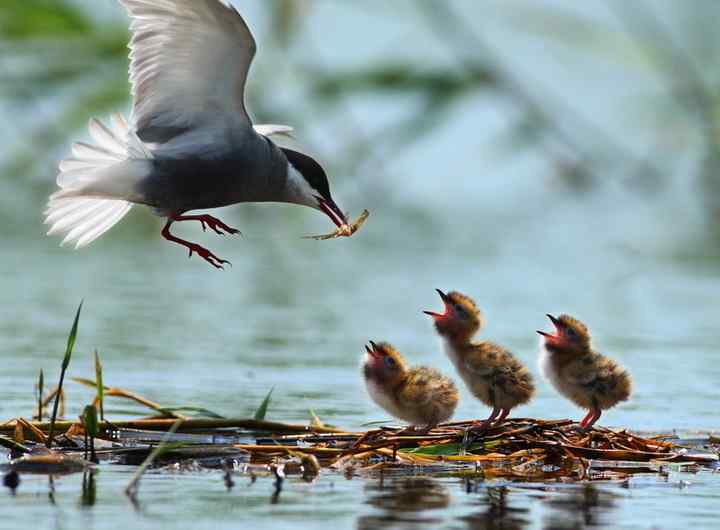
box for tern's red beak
[317,196,347,228]
[423,289,451,319]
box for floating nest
[1,416,717,483]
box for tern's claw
[186,243,231,270]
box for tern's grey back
[138,129,289,214]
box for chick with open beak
[538,314,632,430]
[362,341,459,432]
[425,290,535,431]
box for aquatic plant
[46,301,82,448]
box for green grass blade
[62,301,82,370]
[253,387,274,421]
[47,300,82,448]
[82,405,98,438]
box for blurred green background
[5,0,720,235]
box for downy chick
[425,290,535,429]
[363,341,459,431]
[537,314,632,429]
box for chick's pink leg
[472,406,501,431]
[580,408,601,429]
[161,219,230,270]
[494,408,510,426]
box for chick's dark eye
[566,327,577,338]
[384,356,396,368]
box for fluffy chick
[362,341,459,431]
[425,290,535,428]
[538,314,632,429]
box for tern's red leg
[161,219,230,270]
[494,408,510,426]
[471,406,501,432]
[172,214,240,236]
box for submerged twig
[94,351,104,421]
[36,370,43,422]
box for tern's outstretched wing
[120,0,257,143]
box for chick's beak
[423,289,450,319]
[365,341,381,358]
[317,196,347,228]
[536,314,560,339]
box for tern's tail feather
[45,114,152,249]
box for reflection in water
[357,477,450,529]
[542,485,617,529]
[460,486,529,530]
[80,470,97,507]
[48,475,56,505]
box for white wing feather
[120,0,257,138]
[44,113,151,249]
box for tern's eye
[384,356,396,368]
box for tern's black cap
[281,148,332,201]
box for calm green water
[2,0,720,527]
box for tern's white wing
[120,0,256,142]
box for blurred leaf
[500,4,652,69]
[0,0,92,40]
[269,0,307,47]
[311,64,495,101]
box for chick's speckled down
[363,342,458,429]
